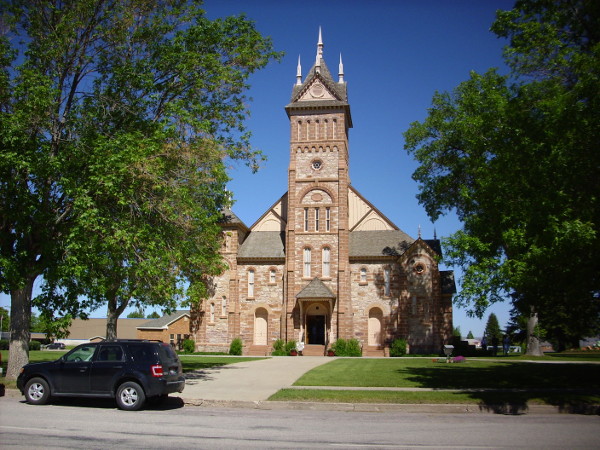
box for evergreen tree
[484,313,503,343]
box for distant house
[60,318,148,346]
[136,310,191,350]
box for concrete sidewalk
[172,356,329,402]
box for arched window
[221,296,227,316]
[322,247,330,278]
[248,269,255,298]
[210,303,215,322]
[303,248,312,278]
[269,268,276,284]
[360,267,367,284]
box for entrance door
[368,308,383,346]
[254,308,268,345]
[307,315,325,345]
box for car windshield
[64,345,96,362]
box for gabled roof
[219,208,249,231]
[296,278,336,299]
[238,231,286,259]
[137,310,190,330]
[349,230,414,258]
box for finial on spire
[338,53,344,83]
[418,225,422,239]
[433,228,437,240]
[315,27,323,71]
[296,55,302,85]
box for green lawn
[267,357,600,409]
[292,358,600,390]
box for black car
[17,340,185,411]
[45,342,66,350]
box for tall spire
[315,27,323,72]
[296,55,302,85]
[338,53,344,83]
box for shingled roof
[137,310,190,330]
[349,230,414,258]
[238,231,286,259]
[296,278,335,299]
[219,208,247,228]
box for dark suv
[17,340,185,411]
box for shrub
[229,337,243,356]
[390,338,408,357]
[182,338,196,354]
[272,339,286,356]
[29,340,41,351]
[285,339,297,355]
[345,338,362,356]
[0,339,8,350]
[331,338,362,357]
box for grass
[292,358,600,390]
[267,357,600,411]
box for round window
[414,263,425,274]
[311,160,322,170]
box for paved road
[1,395,599,449]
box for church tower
[283,29,354,349]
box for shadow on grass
[404,361,600,415]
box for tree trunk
[6,279,34,380]
[525,307,544,356]
[105,294,129,340]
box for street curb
[178,397,599,415]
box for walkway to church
[172,356,330,403]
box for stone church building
[193,32,454,356]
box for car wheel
[24,377,51,405]
[116,381,146,411]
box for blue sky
[1,0,516,337]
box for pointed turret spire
[296,55,302,85]
[338,53,344,83]
[315,27,323,73]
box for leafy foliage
[229,337,243,356]
[182,338,196,354]
[271,338,286,356]
[285,340,297,355]
[389,338,408,357]
[404,0,600,351]
[0,0,280,378]
[331,338,362,357]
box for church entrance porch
[298,300,333,355]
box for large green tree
[0,0,279,379]
[404,0,600,355]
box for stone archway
[368,307,383,346]
[254,307,268,345]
